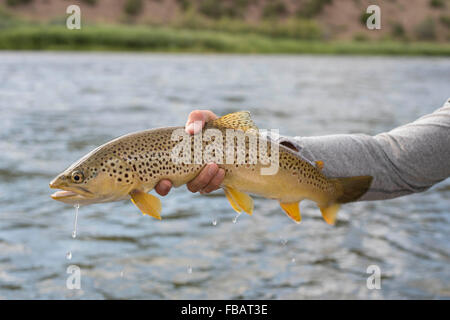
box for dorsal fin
[209,111,258,131]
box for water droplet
[232,212,241,224]
[66,251,72,260]
[120,271,124,278]
[187,266,192,274]
[291,258,296,263]
[279,236,288,245]
[212,219,217,226]
[72,203,80,238]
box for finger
[201,168,225,194]
[155,180,172,196]
[187,163,218,193]
[185,110,218,134]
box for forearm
[277,99,450,201]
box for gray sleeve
[276,99,450,201]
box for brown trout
[49,111,372,225]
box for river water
[0,52,449,299]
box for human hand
[155,110,225,196]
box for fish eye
[71,171,84,184]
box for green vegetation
[167,15,322,40]
[262,1,287,19]
[415,17,436,40]
[176,0,191,11]
[124,0,143,16]
[198,0,241,19]
[297,0,332,18]
[0,25,448,56]
[6,0,32,7]
[360,11,371,26]
[353,33,368,42]
[81,0,98,6]
[440,15,450,28]
[429,0,446,8]
[234,0,252,10]
[391,23,406,39]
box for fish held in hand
[49,111,372,225]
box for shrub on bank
[124,0,143,16]
[415,17,436,40]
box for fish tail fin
[331,176,373,204]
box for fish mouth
[51,190,79,199]
[50,183,94,202]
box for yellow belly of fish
[222,165,330,206]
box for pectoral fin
[130,190,162,220]
[224,186,254,215]
[280,202,301,223]
[319,203,340,225]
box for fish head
[50,151,137,205]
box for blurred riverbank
[1,1,449,56]
[1,25,450,55]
